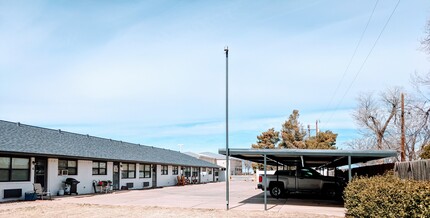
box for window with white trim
[58,159,77,175]
[139,164,151,178]
[192,167,199,177]
[122,163,136,179]
[172,166,178,175]
[161,165,168,175]
[0,157,30,182]
[92,161,107,175]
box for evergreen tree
[251,128,280,149]
[252,110,337,150]
[279,110,307,149]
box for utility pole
[224,46,230,210]
[401,93,406,162]
[316,120,319,136]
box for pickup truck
[257,167,346,198]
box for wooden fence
[394,160,430,181]
[351,163,394,177]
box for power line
[319,0,379,122]
[325,0,401,124]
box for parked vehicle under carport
[258,167,346,199]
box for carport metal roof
[219,148,397,168]
[219,148,398,211]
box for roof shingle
[0,120,220,168]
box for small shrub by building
[344,174,430,217]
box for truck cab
[258,167,345,198]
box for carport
[219,148,397,210]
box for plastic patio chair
[34,183,52,200]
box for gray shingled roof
[0,120,220,168]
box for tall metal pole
[401,93,406,161]
[224,46,229,210]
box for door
[34,157,47,188]
[113,162,120,190]
[297,168,321,191]
[152,165,157,188]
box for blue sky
[1,0,430,153]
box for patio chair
[34,183,52,200]
[104,182,112,193]
[176,176,182,186]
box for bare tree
[346,136,376,150]
[352,85,430,160]
[243,160,253,175]
[352,87,401,149]
[421,20,430,54]
[406,73,430,159]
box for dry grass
[0,201,336,218]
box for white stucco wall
[156,165,180,187]
[199,167,215,183]
[231,159,243,175]
[0,157,35,201]
[1,157,222,202]
[216,159,243,175]
[218,169,226,181]
[119,163,152,189]
[47,159,113,195]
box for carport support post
[348,155,352,182]
[264,154,267,210]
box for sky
[1,0,430,154]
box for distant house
[185,152,244,176]
[200,152,244,175]
[0,120,221,202]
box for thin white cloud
[1,1,430,153]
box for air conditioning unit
[59,170,68,176]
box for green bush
[344,174,430,218]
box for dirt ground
[0,201,338,218]
[0,181,344,217]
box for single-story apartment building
[0,120,222,202]
[184,152,226,181]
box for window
[172,166,178,175]
[299,168,321,178]
[121,163,135,179]
[58,159,77,175]
[161,165,168,175]
[0,157,30,182]
[92,161,107,175]
[208,168,212,175]
[184,167,191,177]
[202,167,206,172]
[192,167,199,177]
[139,164,151,178]
[214,169,219,177]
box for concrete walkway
[54,181,345,217]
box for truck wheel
[270,185,283,198]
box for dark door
[34,157,47,188]
[152,165,157,188]
[113,162,120,190]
